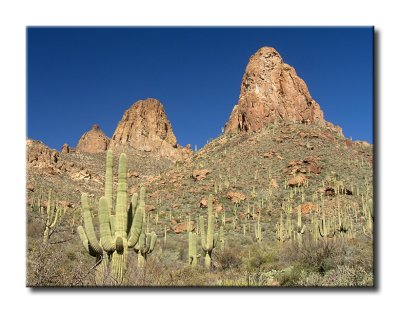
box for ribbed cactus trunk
[295,205,305,246]
[137,253,146,268]
[219,226,225,251]
[111,153,128,284]
[43,190,60,243]
[134,205,157,269]
[188,231,198,266]
[105,150,113,214]
[95,253,109,285]
[200,195,219,270]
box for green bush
[296,265,373,287]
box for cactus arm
[49,206,60,229]
[127,193,144,248]
[98,197,116,252]
[105,150,113,213]
[189,232,198,266]
[127,193,138,232]
[213,231,220,249]
[81,193,103,255]
[46,190,52,222]
[206,195,215,251]
[109,215,115,234]
[130,193,138,213]
[77,226,90,253]
[77,226,98,257]
[147,232,157,254]
[115,153,128,234]
[199,216,207,250]
[219,226,225,250]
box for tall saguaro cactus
[255,214,262,243]
[200,195,220,270]
[294,205,306,246]
[105,149,113,213]
[318,205,336,240]
[77,151,145,285]
[43,190,61,243]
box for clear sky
[27,27,373,150]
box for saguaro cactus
[255,214,262,243]
[133,204,157,268]
[105,149,113,213]
[275,212,290,245]
[43,190,61,243]
[318,206,336,240]
[200,195,220,269]
[188,231,200,266]
[363,198,373,237]
[77,151,145,285]
[219,226,225,250]
[294,205,306,245]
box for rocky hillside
[26,46,373,287]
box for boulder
[227,191,247,204]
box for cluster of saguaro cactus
[363,198,373,237]
[275,212,290,245]
[43,190,62,243]
[133,202,157,268]
[317,206,336,240]
[77,151,146,285]
[200,195,221,269]
[30,188,43,213]
[187,215,199,266]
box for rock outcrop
[76,124,110,153]
[109,98,192,161]
[61,143,70,153]
[27,139,95,181]
[224,47,326,134]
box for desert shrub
[343,238,374,272]
[275,266,304,286]
[242,243,280,272]
[27,215,43,239]
[213,245,242,270]
[282,237,346,274]
[296,265,373,287]
[162,265,210,286]
[26,239,90,286]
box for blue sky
[27,27,373,150]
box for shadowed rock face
[76,124,110,153]
[109,98,191,161]
[224,47,325,134]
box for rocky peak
[109,98,190,160]
[76,124,110,153]
[224,47,325,134]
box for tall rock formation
[76,124,110,153]
[224,47,326,134]
[109,98,191,161]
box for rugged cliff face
[224,47,326,134]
